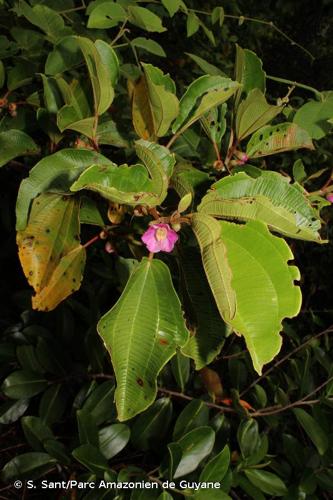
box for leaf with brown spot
[246,122,314,158]
[32,246,86,311]
[17,193,86,311]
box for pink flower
[326,194,333,203]
[141,223,179,253]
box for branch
[240,324,333,397]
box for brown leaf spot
[136,378,144,387]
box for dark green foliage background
[1,0,333,498]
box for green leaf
[171,351,190,392]
[17,194,86,311]
[0,399,29,424]
[87,2,126,29]
[180,247,227,370]
[96,119,129,147]
[0,59,5,88]
[236,89,282,140]
[128,6,166,33]
[21,416,54,451]
[39,384,67,425]
[292,408,328,455]
[244,469,288,496]
[82,381,116,425]
[75,36,119,115]
[162,0,183,17]
[131,398,172,450]
[172,76,240,135]
[198,171,322,242]
[246,122,314,158]
[72,444,108,476]
[178,192,192,213]
[293,158,307,184]
[16,148,112,231]
[211,6,225,26]
[187,12,200,37]
[80,197,104,227]
[99,423,130,459]
[44,440,71,465]
[235,45,265,107]
[1,452,57,481]
[132,38,166,57]
[45,36,82,75]
[15,1,71,43]
[191,213,236,322]
[173,426,215,478]
[237,419,260,459]
[77,409,99,447]
[130,63,179,140]
[172,399,209,441]
[1,371,48,399]
[293,94,333,139]
[200,104,227,147]
[199,445,230,482]
[186,53,224,76]
[71,140,174,208]
[219,220,302,374]
[0,130,39,168]
[97,258,189,421]
[170,161,210,198]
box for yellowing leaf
[32,246,86,311]
[130,64,179,140]
[17,193,85,311]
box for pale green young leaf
[191,213,236,322]
[97,258,189,421]
[246,122,314,157]
[220,220,302,374]
[0,130,39,168]
[198,171,322,242]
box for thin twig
[267,75,322,99]
[240,325,333,397]
[188,9,315,61]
